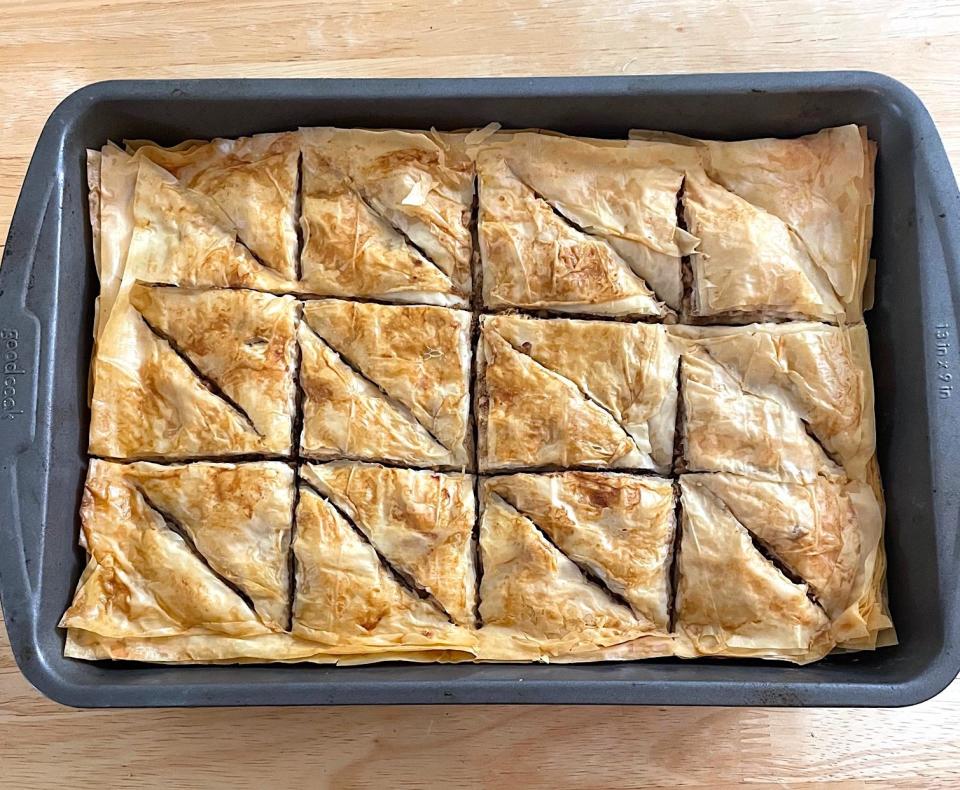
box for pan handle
[0,129,61,611]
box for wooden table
[3,1,960,786]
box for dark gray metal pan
[2,73,959,707]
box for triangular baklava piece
[674,322,876,482]
[483,314,679,472]
[129,132,300,279]
[128,284,299,451]
[683,169,846,321]
[89,286,298,458]
[477,494,647,660]
[300,128,474,295]
[298,320,457,466]
[299,129,468,306]
[302,461,476,627]
[302,299,472,466]
[675,476,832,662]
[123,157,294,291]
[476,154,664,318]
[474,132,699,311]
[686,472,891,646]
[60,460,273,639]
[292,485,476,653]
[696,125,875,321]
[483,472,675,632]
[478,317,651,471]
[118,461,296,631]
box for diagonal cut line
[133,484,265,621]
[743,513,829,614]
[217,207,293,282]
[300,319,453,454]
[347,182,460,293]
[490,493,639,617]
[136,312,262,437]
[507,166,608,241]
[694,345,799,415]
[800,418,844,469]
[298,478,455,624]
[667,479,683,633]
[492,328,644,457]
[697,483,828,614]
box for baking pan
[2,73,959,707]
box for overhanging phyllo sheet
[298,299,473,467]
[472,131,698,317]
[298,127,473,307]
[477,314,679,472]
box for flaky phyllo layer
[65,124,892,665]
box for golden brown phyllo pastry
[292,468,476,653]
[298,299,472,467]
[477,314,679,472]
[675,473,891,662]
[68,122,891,667]
[477,473,675,661]
[483,472,676,633]
[62,460,294,643]
[671,322,876,484]
[89,285,299,459]
[128,132,301,280]
[473,132,697,316]
[300,461,477,627]
[299,128,473,307]
[681,473,891,649]
[675,475,833,663]
[632,124,875,322]
[121,154,296,293]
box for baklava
[65,123,891,666]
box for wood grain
[3,1,960,787]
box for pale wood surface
[2,1,960,787]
